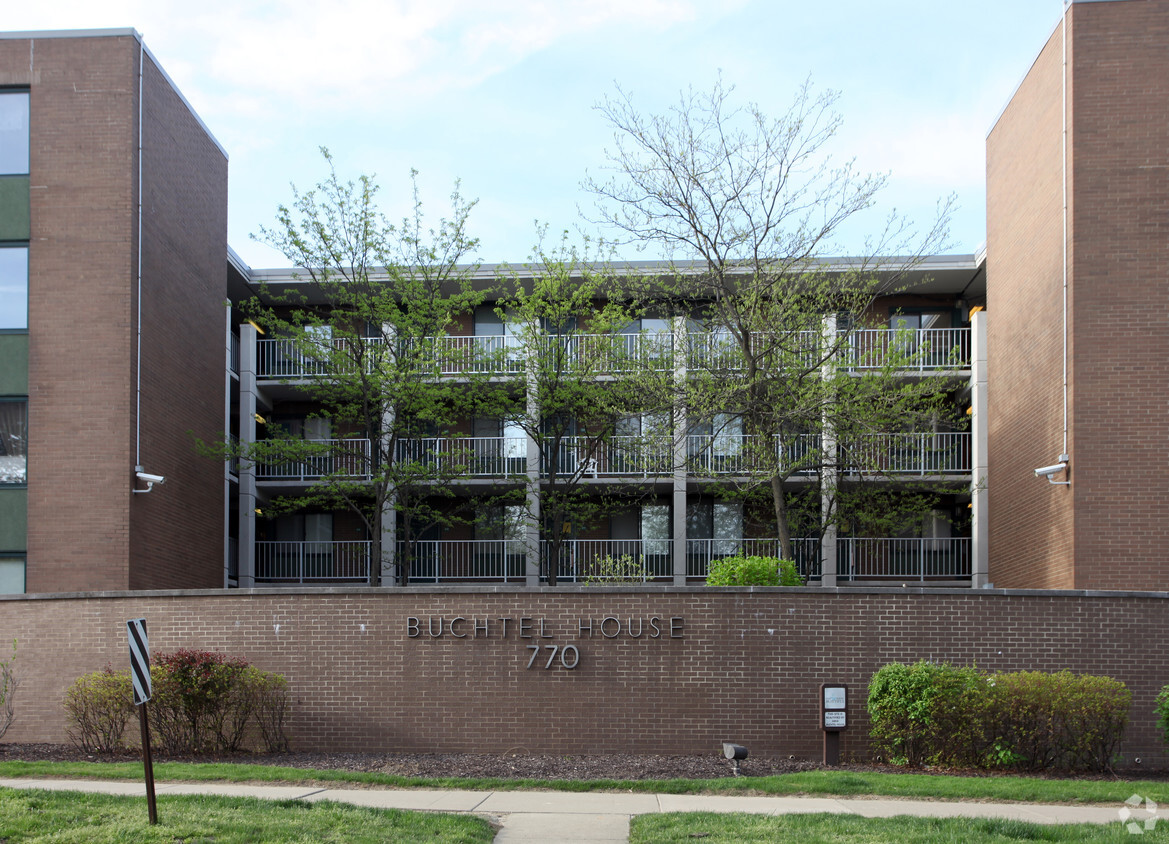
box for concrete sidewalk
[0,778,1160,843]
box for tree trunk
[770,474,793,561]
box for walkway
[0,778,1159,843]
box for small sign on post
[820,683,847,766]
[126,618,158,825]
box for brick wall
[1,587,1166,764]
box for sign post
[126,618,157,825]
[820,683,847,766]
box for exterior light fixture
[722,743,748,776]
[254,412,266,424]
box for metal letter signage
[126,618,152,705]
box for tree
[584,79,960,565]
[500,232,675,586]
[245,150,511,585]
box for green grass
[0,759,1165,806]
[630,812,1141,843]
[0,787,495,843]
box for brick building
[0,0,1163,596]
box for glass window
[0,555,23,594]
[0,92,29,176]
[0,399,26,484]
[0,246,27,330]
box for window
[0,399,25,484]
[0,554,23,594]
[0,246,27,330]
[0,92,29,176]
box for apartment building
[2,0,1162,595]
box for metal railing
[687,433,821,476]
[397,437,527,478]
[685,538,822,581]
[427,335,525,375]
[839,537,971,581]
[256,337,387,379]
[255,540,371,582]
[844,432,970,476]
[542,436,672,478]
[401,539,527,582]
[541,539,674,582]
[842,328,970,371]
[255,439,372,481]
[537,333,674,374]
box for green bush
[581,554,652,584]
[867,661,1129,772]
[0,639,17,740]
[64,651,291,755]
[706,555,803,586]
[63,668,134,752]
[1155,684,1169,748]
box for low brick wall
[0,586,1165,765]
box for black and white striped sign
[126,618,151,705]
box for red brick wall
[1065,0,1169,588]
[986,23,1073,587]
[1,587,1165,764]
[11,35,141,592]
[129,53,228,589]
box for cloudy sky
[12,1,1065,268]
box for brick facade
[0,587,1165,764]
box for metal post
[138,701,157,824]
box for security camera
[133,471,166,493]
[1033,464,1066,478]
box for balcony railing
[687,433,821,476]
[839,537,971,580]
[685,538,822,581]
[255,439,372,481]
[401,539,527,582]
[397,437,527,478]
[255,540,371,582]
[844,432,970,476]
[542,436,672,478]
[842,328,970,371]
[428,335,525,375]
[541,539,674,582]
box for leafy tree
[584,79,961,563]
[500,233,674,585]
[245,150,511,585]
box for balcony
[542,539,674,581]
[688,433,821,476]
[842,328,970,372]
[843,432,970,476]
[839,537,971,581]
[397,437,527,478]
[543,436,672,478]
[255,439,372,482]
[400,539,527,582]
[255,540,371,583]
[256,337,385,379]
[685,538,822,581]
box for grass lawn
[0,787,495,843]
[629,812,1141,843]
[0,760,1163,806]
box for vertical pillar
[524,343,542,586]
[819,315,838,588]
[380,323,398,586]
[237,323,258,588]
[970,310,989,588]
[671,316,689,584]
[224,309,234,588]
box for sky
[11,1,1065,269]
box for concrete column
[819,314,838,588]
[671,316,689,585]
[237,323,258,588]
[380,323,398,587]
[970,310,989,588]
[524,346,541,586]
[224,309,234,588]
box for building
[1,0,1162,596]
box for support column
[970,310,989,588]
[671,316,689,585]
[380,323,398,587]
[819,315,838,588]
[524,352,541,586]
[237,323,258,588]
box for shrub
[582,554,652,584]
[64,650,290,755]
[0,639,16,740]
[867,662,1129,772]
[63,667,134,752]
[706,555,802,587]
